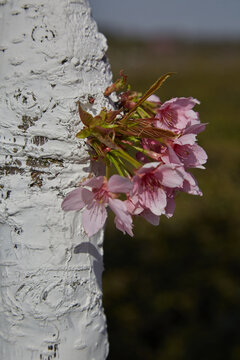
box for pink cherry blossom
[171,122,208,168]
[162,123,208,169]
[155,97,200,131]
[128,162,184,218]
[173,143,208,169]
[139,118,207,169]
[62,175,133,237]
[158,139,207,169]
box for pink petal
[115,216,133,237]
[175,144,207,168]
[147,94,161,103]
[191,144,208,167]
[165,197,176,218]
[81,188,94,204]
[82,202,107,237]
[154,118,174,131]
[174,134,197,146]
[61,188,85,211]
[141,187,166,216]
[166,145,182,165]
[108,198,128,220]
[141,209,160,226]
[108,175,133,193]
[81,176,105,189]
[173,97,200,109]
[109,198,133,236]
[137,162,160,175]
[126,198,144,215]
[156,165,184,188]
[184,123,207,135]
[180,171,203,196]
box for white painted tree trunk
[0,1,111,359]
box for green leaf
[76,127,91,139]
[126,136,141,144]
[100,123,118,129]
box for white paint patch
[0,0,112,359]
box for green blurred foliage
[103,37,240,360]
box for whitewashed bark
[0,0,112,359]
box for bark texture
[0,0,111,359]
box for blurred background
[89,1,240,359]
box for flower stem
[114,149,141,169]
[110,156,125,176]
[106,164,109,180]
[137,106,151,118]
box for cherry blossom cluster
[62,73,207,237]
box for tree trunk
[0,0,111,359]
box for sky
[89,0,240,40]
